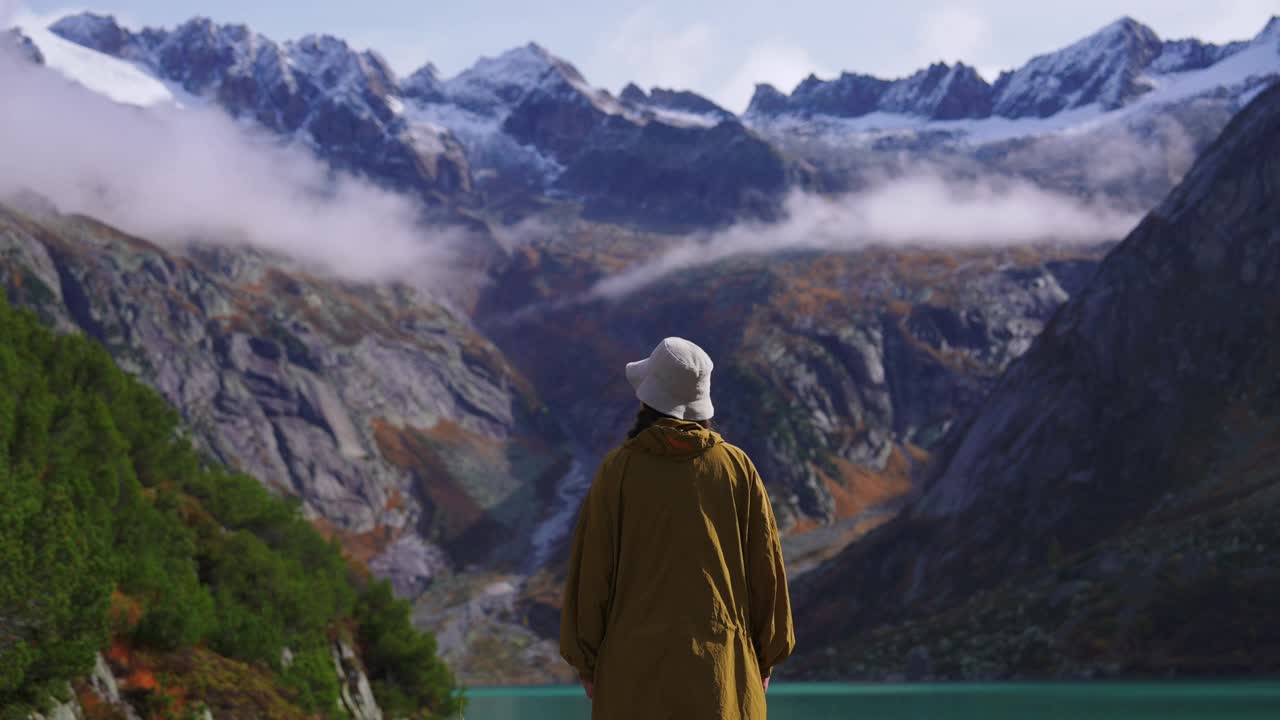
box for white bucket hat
[625,337,715,421]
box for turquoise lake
[460,682,1280,719]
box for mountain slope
[788,81,1280,679]
[0,202,568,590]
[0,293,459,719]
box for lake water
[461,682,1280,719]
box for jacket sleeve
[559,453,620,682]
[745,459,795,678]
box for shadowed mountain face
[788,83,1280,680]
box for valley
[1,7,1277,701]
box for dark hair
[626,404,713,440]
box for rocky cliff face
[788,82,1280,679]
[478,219,1109,561]
[0,203,567,592]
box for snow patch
[407,100,564,183]
[17,14,174,107]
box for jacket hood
[625,418,723,459]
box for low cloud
[592,173,1139,299]
[0,23,456,284]
[718,43,833,114]
[595,6,718,94]
[1187,0,1276,44]
[916,6,991,68]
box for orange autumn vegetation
[108,590,143,633]
[312,516,400,570]
[370,417,495,542]
[787,443,922,535]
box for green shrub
[281,642,344,715]
[357,580,466,718]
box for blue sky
[14,0,1279,111]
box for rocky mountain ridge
[28,12,1280,227]
[748,16,1279,121]
[42,16,816,227]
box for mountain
[40,17,815,227]
[28,13,1280,226]
[46,14,474,205]
[788,81,1280,680]
[990,17,1164,117]
[750,16,1279,123]
[427,43,819,226]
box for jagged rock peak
[619,82,648,104]
[746,82,789,115]
[990,16,1164,118]
[1257,15,1280,41]
[619,83,733,118]
[402,61,445,102]
[443,41,593,114]
[49,12,132,54]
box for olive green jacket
[560,418,795,719]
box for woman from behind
[560,336,795,719]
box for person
[560,336,795,719]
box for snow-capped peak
[442,42,592,115]
[990,16,1163,118]
[402,62,445,103]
